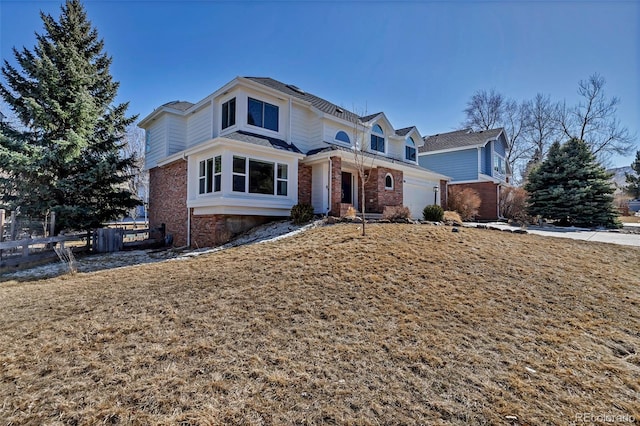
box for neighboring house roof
[223,130,303,154]
[245,77,360,123]
[420,128,504,153]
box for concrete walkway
[465,222,640,248]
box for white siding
[187,104,212,147]
[143,118,167,170]
[387,138,404,161]
[166,115,187,155]
[290,106,313,153]
[311,162,329,214]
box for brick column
[298,164,312,205]
[330,156,342,216]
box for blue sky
[1,0,638,167]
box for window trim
[493,152,506,176]
[198,155,222,195]
[405,137,417,162]
[232,155,247,192]
[247,97,279,132]
[231,155,289,196]
[384,173,394,190]
[371,124,385,153]
[335,130,351,145]
[221,97,236,130]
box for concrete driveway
[465,222,640,248]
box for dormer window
[222,98,236,130]
[335,131,350,144]
[406,136,417,161]
[371,124,385,153]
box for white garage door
[404,178,436,219]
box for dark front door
[341,172,352,204]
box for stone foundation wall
[190,214,276,248]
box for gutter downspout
[327,158,332,216]
[187,208,191,247]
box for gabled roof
[223,130,302,154]
[395,126,415,137]
[245,77,360,123]
[359,112,383,123]
[162,100,194,111]
[420,128,504,153]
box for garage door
[404,178,436,219]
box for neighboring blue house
[418,128,510,220]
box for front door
[341,172,352,204]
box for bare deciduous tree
[463,89,504,131]
[463,89,530,183]
[558,73,636,162]
[350,113,376,236]
[521,93,561,181]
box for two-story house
[418,128,510,220]
[139,77,449,247]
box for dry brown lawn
[1,224,639,425]
[620,215,640,224]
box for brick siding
[148,160,188,246]
[330,156,342,216]
[298,164,312,206]
[450,181,499,220]
[363,167,403,213]
[190,214,273,248]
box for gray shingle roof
[245,77,360,123]
[222,130,302,154]
[359,112,383,123]
[395,126,414,137]
[420,128,504,153]
[306,143,428,171]
[161,100,194,111]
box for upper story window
[222,98,236,130]
[248,97,279,132]
[199,155,221,194]
[145,130,151,153]
[494,153,506,176]
[370,124,385,153]
[406,137,417,161]
[335,131,350,144]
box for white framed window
[385,173,394,190]
[406,137,416,161]
[494,153,506,175]
[232,156,247,192]
[222,98,236,130]
[371,124,385,153]
[198,155,221,194]
[248,97,279,132]
[335,131,350,144]
[232,155,288,196]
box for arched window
[406,136,416,161]
[385,173,394,190]
[335,131,350,144]
[371,124,385,153]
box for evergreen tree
[0,0,139,232]
[624,150,640,199]
[525,138,618,227]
